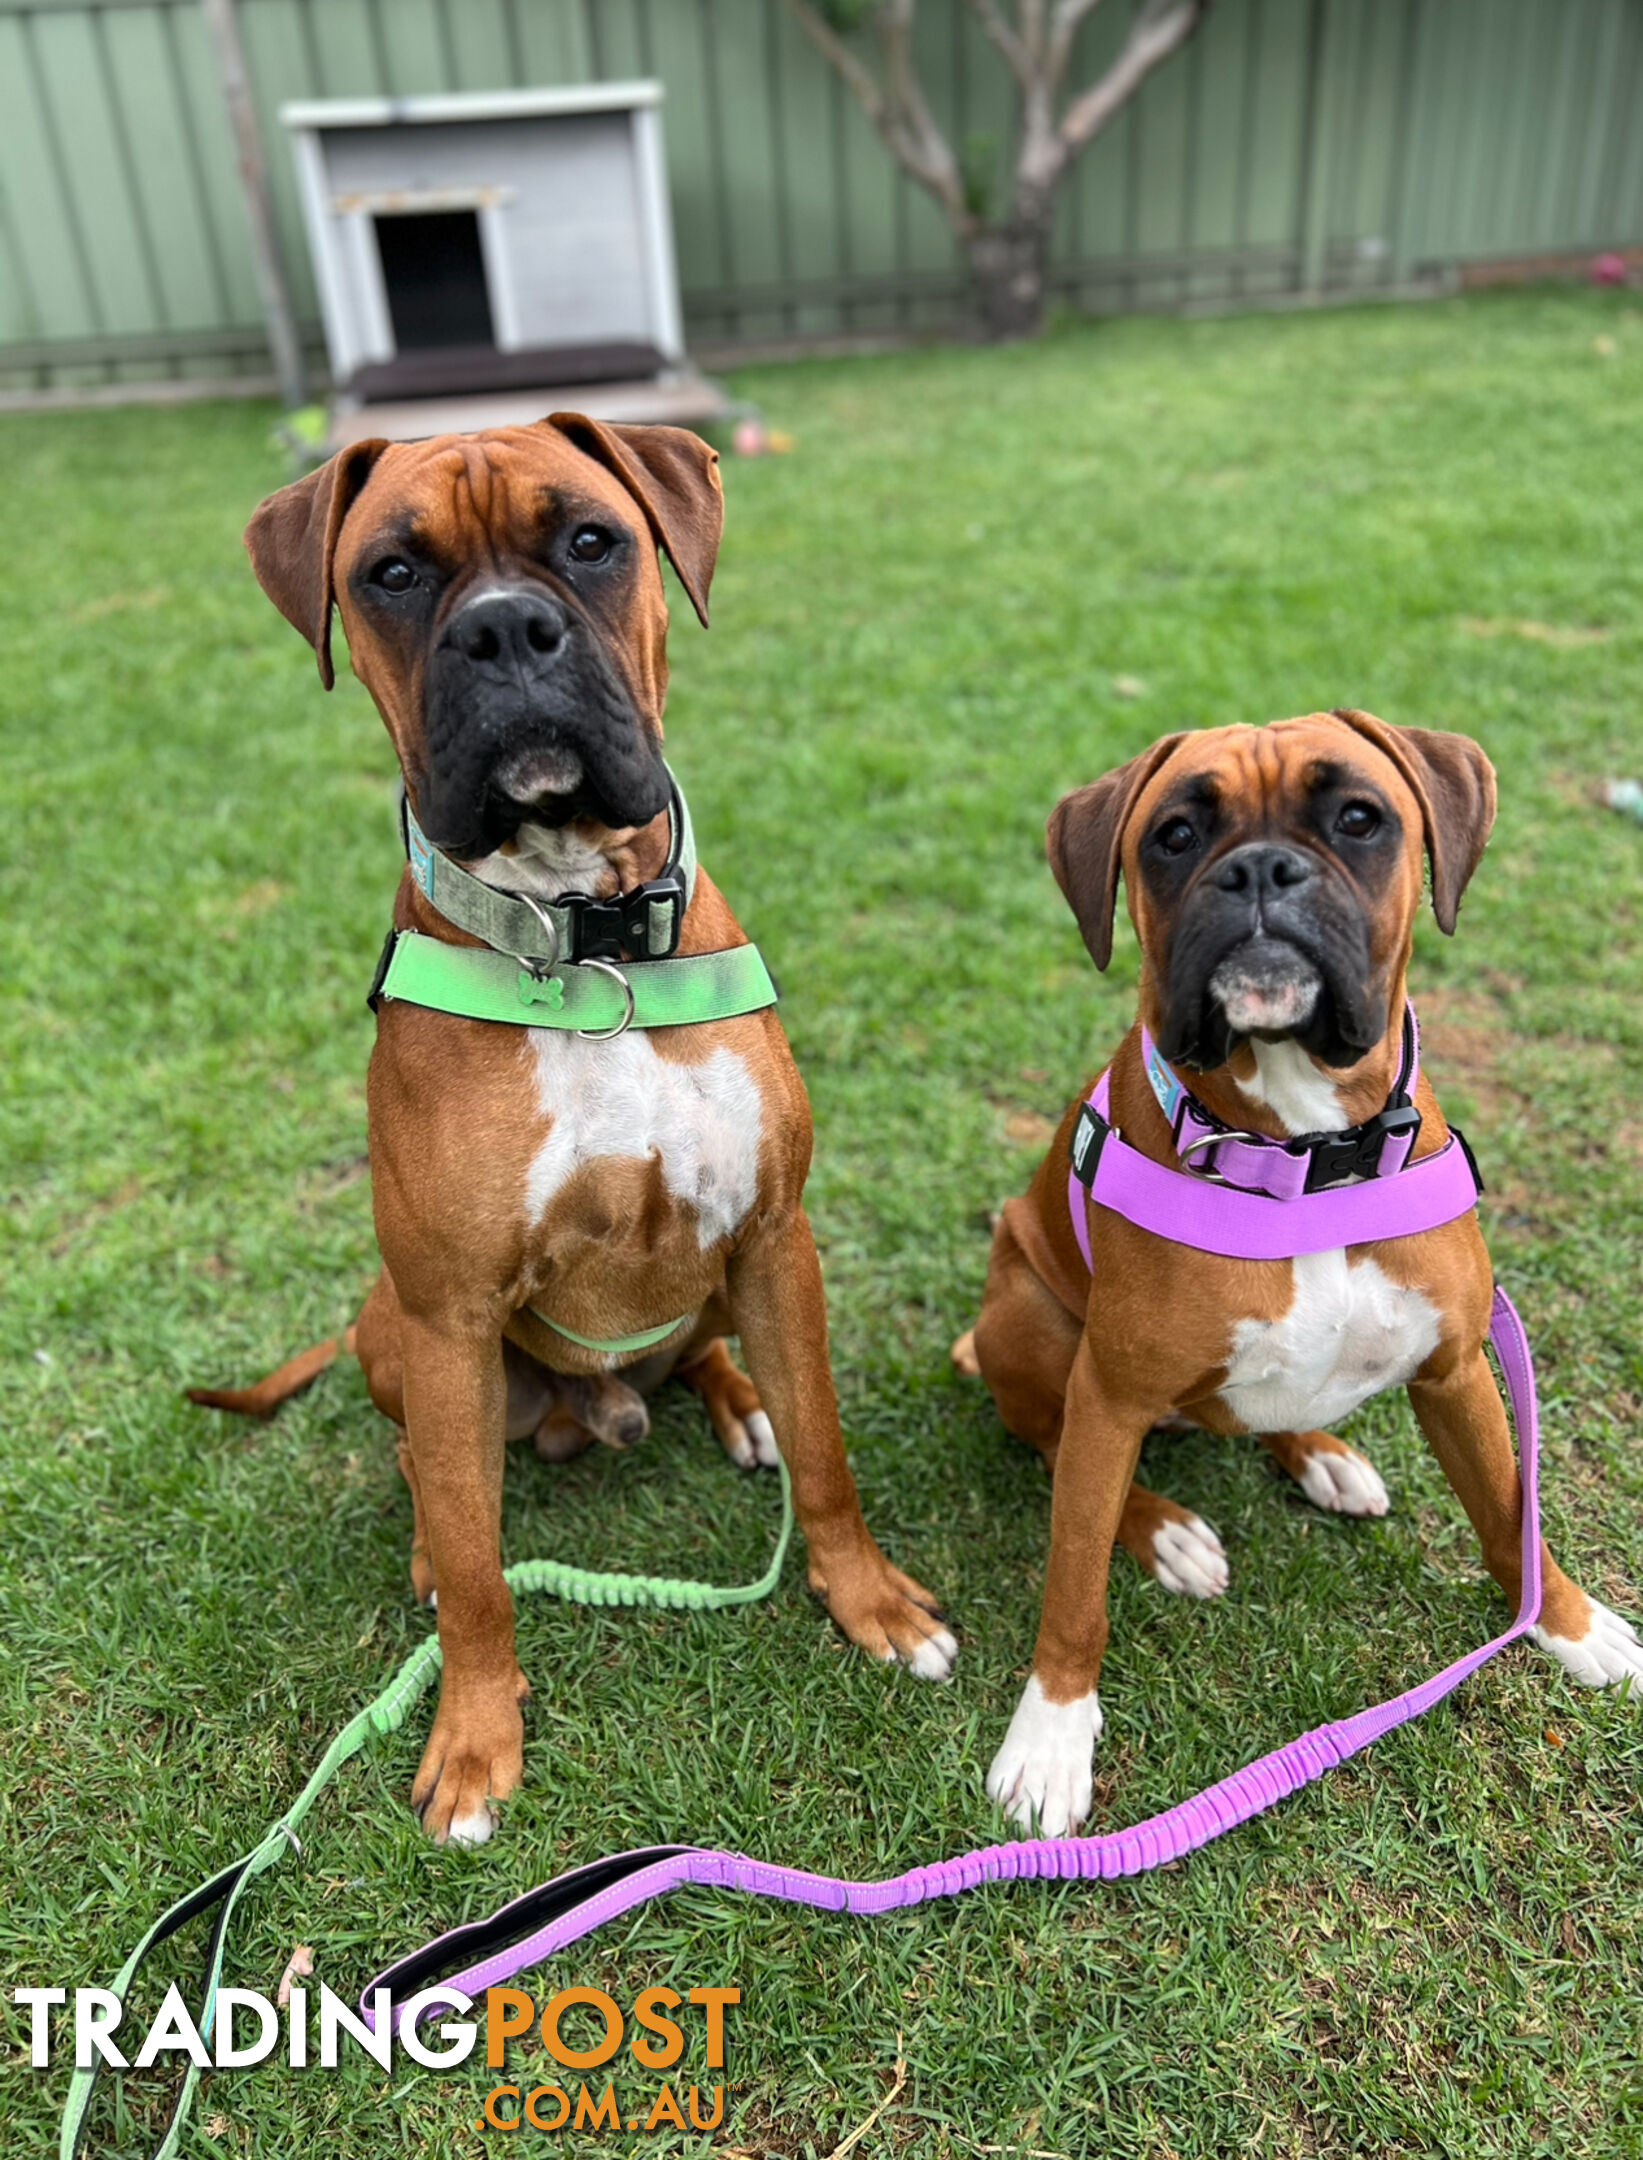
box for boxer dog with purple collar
[954,711,1642,1835]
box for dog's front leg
[726,1208,957,1679]
[1409,1346,1643,1689]
[988,1340,1149,1835]
[398,1310,526,1843]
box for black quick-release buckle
[1449,1121,1486,1196]
[1069,1101,1111,1190]
[365,925,398,1013]
[558,872,686,962]
[1300,1101,1422,1192]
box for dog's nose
[1212,842,1316,899]
[447,588,568,672]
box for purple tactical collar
[1068,1003,1482,1264]
[1136,1002,1422,1198]
[361,1008,1534,2036]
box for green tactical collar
[401,768,696,967]
[370,763,779,1040]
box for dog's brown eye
[1155,818,1197,855]
[569,526,613,563]
[372,559,416,594]
[1337,800,1381,838]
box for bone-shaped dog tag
[517,971,567,1012]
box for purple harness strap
[369,1247,1537,2028]
[1068,1005,1480,1265]
[1066,1068,1481,1265]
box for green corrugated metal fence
[1,0,1640,393]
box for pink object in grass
[732,419,768,456]
[1590,253,1628,286]
[276,1944,314,2008]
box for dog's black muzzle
[417,585,670,858]
[1158,840,1380,1069]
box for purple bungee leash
[367,1293,1538,2029]
[366,1012,1542,2031]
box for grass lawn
[4,288,1643,2159]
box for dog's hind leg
[1259,1428,1390,1517]
[675,1335,777,1470]
[967,1202,1080,1473]
[968,1205,1227,1593]
[1116,1488,1229,1598]
[396,1430,437,1606]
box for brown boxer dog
[194,418,955,1845]
[955,711,1641,1835]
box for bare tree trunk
[964,213,1054,341]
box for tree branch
[781,0,974,230]
[1046,0,1108,93]
[879,0,971,222]
[963,0,1034,90]
[1057,0,1211,156]
[785,0,1208,280]
[780,0,892,130]
[1017,0,1050,66]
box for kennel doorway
[375,208,496,351]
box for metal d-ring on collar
[510,898,634,1038]
[512,890,563,978]
[371,770,782,1039]
[575,957,636,1040]
[1175,1127,1268,1181]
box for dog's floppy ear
[243,439,391,690]
[547,414,723,628]
[1330,709,1497,933]
[1047,733,1190,970]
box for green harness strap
[527,1307,692,1356]
[376,928,779,1034]
[57,1459,793,2160]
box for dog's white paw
[1297,1445,1389,1517]
[723,1408,780,1471]
[743,1410,780,1468]
[1151,1514,1229,1598]
[446,1805,497,1848]
[1532,1598,1643,1689]
[899,1626,959,1682]
[984,1676,1102,1836]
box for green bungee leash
[58,1461,794,2160]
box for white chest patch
[1218,1250,1441,1434]
[1236,1037,1348,1134]
[524,1029,764,1249]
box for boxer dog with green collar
[954,712,1642,1836]
[191,418,955,1845]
